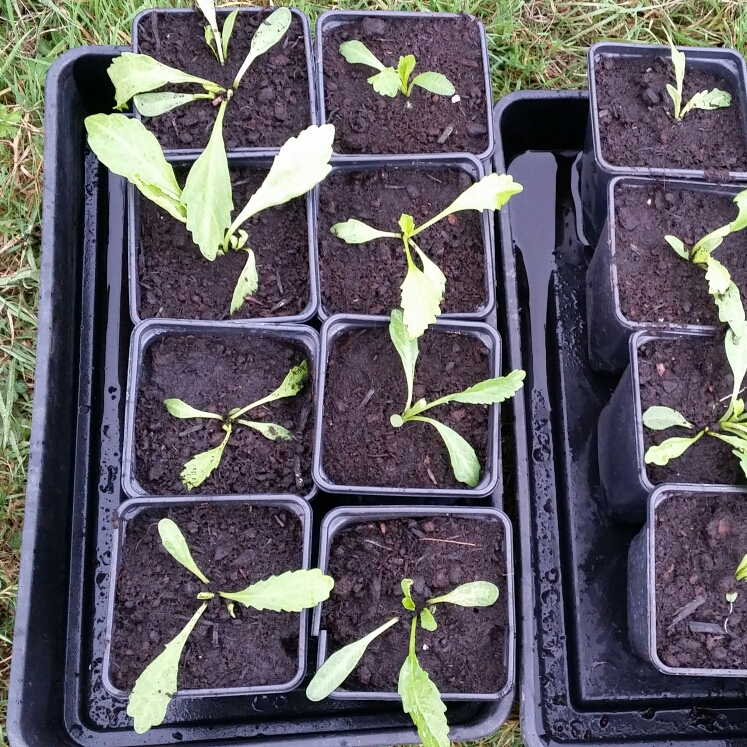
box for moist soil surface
[655,492,747,670]
[321,326,491,489]
[594,54,747,172]
[134,334,314,496]
[322,516,509,693]
[638,336,743,486]
[615,183,747,325]
[135,10,311,151]
[137,166,309,321]
[110,503,304,691]
[322,16,489,155]
[318,166,487,317]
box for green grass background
[0,0,745,744]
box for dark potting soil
[135,10,311,151]
[134,334,314,496]
[110,503,304,691]
[615,183,747,325]
[318,167,487,317]
[137,166,309,321]
[594,54,747,172]
[322,16,489,155]
[322,516,509,693]
[321,326,491,489]
[654,492,747,671]
[638,336,743,486]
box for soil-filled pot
[586,176,747,373]
[598,330,747,523]
[315,155,495,321]
[103,494,312,703]
[627,485,747,675]
[311,505,515,703]
[316,11,493,160]
[313,314,502,498]
[580,41,747,246]
[122,320,318,500]
[128,155,318,324]
[131,8,316,156]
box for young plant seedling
[386,309,525,487]
[339,40,454,99]
[126,517,334,733]
[666,39,731,122]
[85,114,334,314]
[306,576,499,747]
[331,173,522,338]
[737,554,747,582]
[163,361,308,489]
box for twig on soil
[418,537,478,547]
[363,539,392,551]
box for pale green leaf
[644,432,704,466]
[390,413,404,427]
[412,415,480,487]
[736,554,747,582]
[726,328,747,403]
[398,54,416,90]
[413,243,446,312]
[158,519,210,584]
[681,88,732,118]
[196,592,215,600]
[410,71,455,96]
[221,9,239,59]
[420,608,437,631]
[306,617,399,701]
[205,25,218,61]
[664,235,688,260]
[438,369,526,406]
[330,219,399,244]
[229,360,308,420]
[428,581,499,607]
[236,420,293,441]
[705,256,731,296]
[666,83,682,121]
[692,225,730,262]
[716,282,746,337]
[401,578,416,611]
[399,214,416,236]
[400,262,443,340]
[219,568,334,611]
[230,248,259,314]
[642,405,694,431]
[339,40,385,71]
[730,190,747,232]
[389,309,419,411]
[368,67,402,97]
[727,591,738,603]
[233,8,292,88]
[196,0,223,64]
[180,426,231,489]
[164,398,222,420]
[667,41,685,120]
[134,92,206,117]
[710,431,747,452]
[127,603,207,733]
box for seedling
[306,576,499,747]
[737,554,747,582]
[163,361,307,489]
[125,517,334,733]
[339,40,454,99]
[331,173,522,339]
[666,39,731,121]
[85,114,334,313]
[386,310,525,487]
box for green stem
[408,615,417,657]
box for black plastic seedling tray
[494,91,747,747]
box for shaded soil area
[638,336,743,486]
[655,492,747,670]
[135,10,311,150]
[137,166,310,321]
[322,16,489,155]
[615,183,747,325]
[318,166,488,317]
[134,334,314,496]
[322,515,509,693]
[594,54,747,172]
[110,503,304,691]
[321,325,492,489]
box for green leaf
[182,101,232,261]
[666,83,682,120]
[134,92,207,117]
[196,0,223,65]
[205,24,218,61]
[730,190,747,232]
[230,248,259,314]
[368,67,402,97]
[127,603,207,733]
[644,431,705,466]
[736,554,747,582]
[330,219,399,244]
[667,42,685,120]
[410,71,455,96]
[339,40,386,71]
[233,7,292,89]
[411,415,480,487]
[108,53,222,109]
[436,370,526,407]
[642,405,694,431]
[84,114,186,222]
[180,425,232,489]
[230,360,308,420]
[401,578,416,611]
[681,88,732,118]
[389,309,419,412]
[236,420,293,441]
[726,328,747,404]
[726,591,738,603]
[705,256,731,296]
[218,568,334,610]
[221,9,239,60]
[420,608,437,631]
[692,225,730,262]
[665,235,688,260]
[398,55,416,92]
[413,242,446,308]
[164,398,222,420]
[427,581,499,607]
[716,283,746,337]
[158,518,210,584]
[0,104,22,139]
[391,413,404,427]
[306,617,399,701]
[400,260,444,341]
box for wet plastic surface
[494,90,747,747]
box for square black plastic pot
[313,313,503,498]
[102,493,313,702]
[131,7,318,159]
[310,504,515,704]
[315,10,494,164]
[121,319,319,501]
[580,41,747,247]
[313,153,496,324]
[585,176,744,374]
[627,484,747,676]
[127,152,320,325]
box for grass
[0,0,745,744]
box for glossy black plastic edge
[121,319,319,502]
[313,153,496,325]
[102,494,313,700]
[130,7,319,159]
[312,313,503,498]
[314,10,494,164]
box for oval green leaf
[445,370,526,406]
[420,607,438,631]
[644,432,704,466]
[389,309,419,411]
[164,398,222,421]
[233,7,292,88]
[134,92,205,117]
[641,406,693,431]
[230,247,259,314]
[219,568,334,611]
[413,416,480,487]
[180,426,231,489]
[158,519,210,583]
[368,67,402,97]
[401,578,416,611]
[339,40,385,71]
[428,581,499,607]
[331,218,399,244]
[236,420,293,441]
[411,71,455,96]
